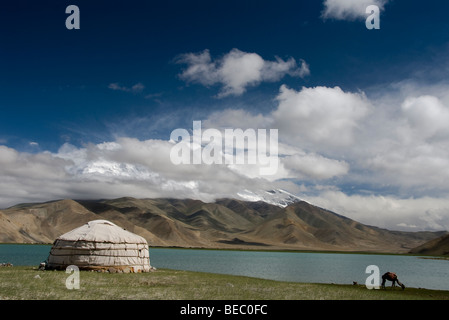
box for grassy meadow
[0,266,448,300]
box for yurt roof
[56,219,147,244]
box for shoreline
[1,242,446,258]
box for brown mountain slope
[243,201,445,252]
[1,199,98,243]
[77,198,205,247]
[0,210,25,243]
[409,234,449,255]
[0,197,446,253]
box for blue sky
[3,0,447,149]
[1,0,449,231]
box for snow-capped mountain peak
[236,189,302,208]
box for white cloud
[272,85,371,151]
[353,91,449,194]
[0,146,68,180]
[0,136,280,208]
[321,0,388,21]
[304,191,449,231]
[401,95,449,140]
[108,82,145,93]
[283,153,349,180]
[176,49,309,97]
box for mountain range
[1,196,446,254]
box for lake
[1,244,448,291]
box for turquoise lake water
[1,244,448,291]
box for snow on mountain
[236,189,302,208]
[81,161,157,180]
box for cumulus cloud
[303,191,449,231]
[176,49,310,97]
[197,83,449,196]
[0,146,71,206]
[321,0,388,21]
[272,85,371,151]
[353,92,449,195]
[401,95,449,140]
[0,135,280,208]
[283,153,349,180]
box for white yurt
[46,220,152,273]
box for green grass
[1,266,448,300]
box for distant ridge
[409,234,449,256]
[0,197,446,254]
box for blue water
[1,244,448,291]
[149,248,449,291]
[0,244,52,266]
